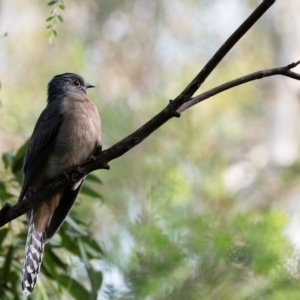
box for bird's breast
[43,95,101,179]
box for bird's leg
[88,155,96,162]
[94,145,103,155]
[83,145,103,163]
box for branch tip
[287,61,300,69]
[102,163,110,170]
[172,112,181,118]
[0,203,12,216]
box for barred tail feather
[22,211,45,295]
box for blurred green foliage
[0,142,103,299]
[1,0,300,299]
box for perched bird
[18,73,101,295]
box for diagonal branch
[0,0,278,227]
[79,0,278,165]
[175,0,276,104]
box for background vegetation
[1,0,300,299]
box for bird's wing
[44,180,84,242]
[18,100,63,202]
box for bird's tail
[22,210,45,295]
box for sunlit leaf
[59,4,66,10]
[2,152,13,169]
[86,264,103,298]
[48,1,57,5]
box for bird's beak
[85,83,95,89]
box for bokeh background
[1,0,300,299]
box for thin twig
[178,61,300,113]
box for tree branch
[178,61,300,113]
[0,0,278,227]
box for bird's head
[47,73,95,101]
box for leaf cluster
[46,0,65,42]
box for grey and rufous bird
[18,73,101,295]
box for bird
[18,73,101,295]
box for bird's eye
[72,79,81,87]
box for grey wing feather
[18,101,63,203]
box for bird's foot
[94,145,103,155]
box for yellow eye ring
[72,79,81,87]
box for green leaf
[2,152,14,169]
[81,185,102,199]
[86,174,103,184]
[86,265,102,299]
[46,31,53,39]
[0,228,8,246]
[42,255,58,279]
[57,274,90,299]
[65,215,88,236]
[53,30,57,36]
[78,238,88,262]
[59,4,66,10]
[0,180,14,200]
[45,247,68,271]
[57,15,63,22]
[81,236,103,257]
[70,211,89,227]
[12,139,29,173]
[60,233,81,257]
[48,1,57,5]
[2,246,14,280]
[46,16,54,22]
[78,239,102,299]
